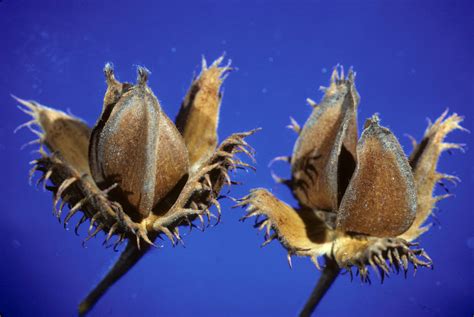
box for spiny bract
[237,65,465,316]
[15,56,258,315]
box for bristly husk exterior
[15,56,258,315]
[237,66,465,315]
[175,56,232,170]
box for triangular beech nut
[291,67,358,211]
[336,115,417,237]
[89,66,190,219]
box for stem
[78,240,152,316]
[299,256,341,317]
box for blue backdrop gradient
[1,1,473,316]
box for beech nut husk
[237,65,465,309]
[16,56,258,315]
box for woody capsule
[237,66,465,316]
[15,56,257,315]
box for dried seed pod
[89,66,190,219]
[336,115,417,237]
[291,66,359,210]
[238,65,464,316]
[17,55,258,315]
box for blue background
[1,1,473,316]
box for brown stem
[299,256,340,317]
[78,240,152,316]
